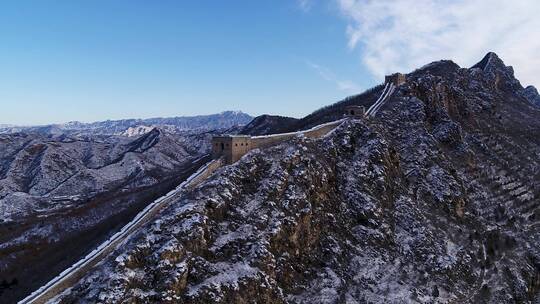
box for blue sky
[1,1,539,125]
[0,1,373,125]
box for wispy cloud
[306,60,362,93]
[335,0,540,86]
[297,0,313,12]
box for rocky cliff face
[50,53,540,303]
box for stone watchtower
[385,73,406,86]
[344,105,365,118]
[211,135,252,164]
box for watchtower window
[220,143,224,150]
[350,110,355,115]
[235,143,238,146]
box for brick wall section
[250,134,297,150]
[251,120,342,150]
[186,158,224,190]
[214,119,344,164]
[229,137,252,163]
[302,121,342,138]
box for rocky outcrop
[521,85,540,107]
[471,52,525,94]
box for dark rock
[240,115,299,136]
[521,85,540,107]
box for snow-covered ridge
[120,125,157,137]
[251,118,347,139]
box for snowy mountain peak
[120,125,157,137]
[472,51,506,72]
[522,85,540,107]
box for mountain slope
[244,53,539,137]
[0,128,220,302]
[48,53,540,303]
[240,115,299,136]
[241,87,384,135]
[521,85,540,107]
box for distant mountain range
[0,111,253,136]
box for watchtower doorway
[344,105,365,118]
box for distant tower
[344,105,365,118]
[385,73,406,86]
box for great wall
[211,119,347,164]
[212,72,406,164]
[19,72,405,304]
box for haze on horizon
[1,0,539,126]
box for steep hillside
[0,128,212,219]
[0,128,219,302]
[242,86,386,135]
[50,53,540,303]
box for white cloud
[306,60,362,93]
[335,0,540,86]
